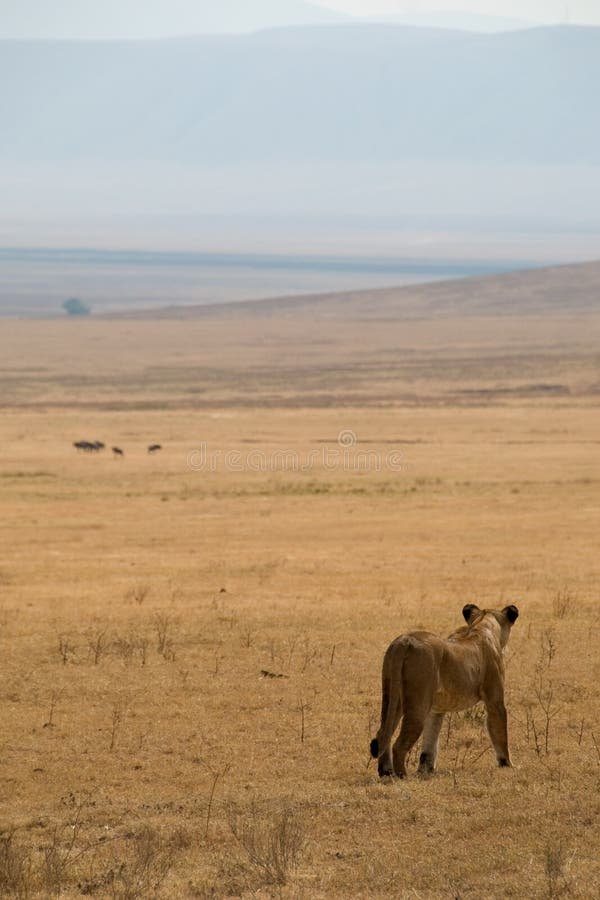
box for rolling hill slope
[115,259,600,320]
[3,259,599,410]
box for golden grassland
[1,274,600,898]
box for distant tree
[63,297,91,316]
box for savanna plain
[1,264,600,898]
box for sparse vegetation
[553,587,574,620]
[0,829,33,899]
[0,813,184,899]
[545,840,573,899]
[126,583,151,606]
[0,306,599,897]
[227,802,306,886]
[87,626,109,665]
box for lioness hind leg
[376,692,403,777]
[370,675,390,762]
[392,707,427,778]
[485,699,512,767]
[392,646,435,777]
[418,712,444,775]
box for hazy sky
[321,0,600,24]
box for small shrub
[552,587,574,620]
[0,830,34,899]
[57,634,75,665]
[107,826,175,899]
[40,802,87,896]
[153,613,174,657]
[538,628,557,670]
[109,704,122,752]
[544,840,572,898]
[87,627,109,665]
[126,584,150,606]
[227,802,306,885]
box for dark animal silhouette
[147,444,162,454]
[112,446,124,458]
[74,440,107,453]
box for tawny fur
[371,604,519,778]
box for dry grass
[0,279,599,897]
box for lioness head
[462,603,519,648]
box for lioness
[370,604,519,778]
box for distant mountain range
[0,0,348,40]
[368,12,537,32]
[2,1,594,40]
[2,20,600,237]
[2,24,599,166]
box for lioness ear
[462,603,480,623]
[503,605,519,624]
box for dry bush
[0,820,187,899]
[87,627,109,665]
[227,802,306,885]
[44,689,63,729]
[552,587,574,620]
[544,840,573,898]
[240,625,255,648]
[533,676,563,756]
[57,634,75,665]
[111,633,150,666]
[0,830,34,899]
[61,626,164,669]
[39,801,90,896]
[125,583,151,606]
[153,612,176,660]
[520,631,565,757]
[539,628,557,669]
[1,801,91,898]
[109,703,123,751]
[104,826,176,900]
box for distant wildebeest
[112,446,124,458]
[370,604,519,778]
[74,440,106,453]
[147,444,162,454]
